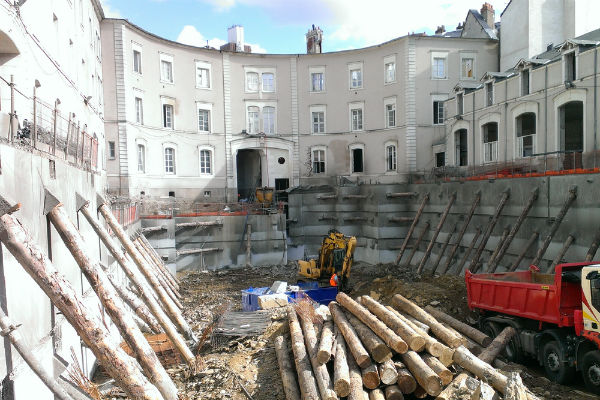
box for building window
[455,129,468,166]
[461,57,474,79]
[248,106,259,133]
[311,72,324,92]
[432,57,446,79]
[196,63,211,89]
[482,122,499,163]
[386,144,397,171]
[564,52,576,82]
[163,104,173,129]
[486,82,494,107]
[386,103,396,128]
[137,144,145,173]
[433,101,444,125]
[385,61,396,83]
[164,147,175,174]
[312,149,325,174]
[516,113,536,157]
[351,108,363,131]
[435,152,445,167]
[246,72,259,92]
[198,109,210,132]
[135,97,143,124]
[263,106,275,134]
[351,147,364,173]
[133,49,142,74]
[199,149,212,175]
[108,141,115,159]
[262,73,275,92]
[521,70,530,96]
[160,57,173,83]
[349,63,363,89]
[312,111,325,134]
[457,93,464,115]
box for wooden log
[586,229,600,261]
[347,347,365,400]
[0,309,74,400]
[245,224,252,267]
[430,225,456,276]
[134,240,182,308]
[297,310,337,400]
[386,192,417,198]
[345,311,392,363]
[487,226,510,268]
[317,193,337,200]
[287,307,320,400]
[547,234,575,273]
[105,270,162,334]
[176,247,222,257]
[454,226,482,275]
[46,201,178,400]
[505,372,528,400]
[98,203,196,342]
[79,203,195,365]
[141,225,166,233]
[487,187,539,273]
[317,320,334,364]
[135,238,180,297]
[421,354,453,385]
[404,221,430,267]
[469,189,511,273]
[139,234,179,287]
[452,346,507,394]
[531,186,577,267]
[368,388,385,400]
[417,192,456,274]
[333,327,351,397]
[405,315,430,334]
[0,211,163,400]
[337,292,408,354]
[442,323,482,355]
[329,302,371,367]
[392,294,462,348]
[361,362,380,389]
[384,385,405,400]
[360,296,425,351]
[424,306,492,347]
[386,307,453,366]
[395,365,417,394]
[400,350,442,396]
[274,335,302,400]
[396,193,429,265]
[440,191,481,275]
[175,220,222,229]
[343,194,369,200]
[389,216,414,223]
[413,385,428,399]
[377,359,398,385]
[509,231,539,272]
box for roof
[480,71,516,82]
[454,81,483,92]
[463,9,497,40]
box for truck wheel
[482,321,523,363]
[542,340,575,384]
[581,350,600,394]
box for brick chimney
[306,24,323,54]
[480,2,495,29]
[435,25,446,35]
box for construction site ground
[162,263,596,399]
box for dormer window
[521,69,530,95]
[564,52,576,83]
[457,93,464,115]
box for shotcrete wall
[288,175,599,273]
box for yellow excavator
[297,230,357,291]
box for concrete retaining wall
[288,174,600,274]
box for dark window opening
[516,113,536,157]
[433,101,444,125]
[455,129,468,166]
[565,52,576,82]
[486,82,493,106]
[168,191,175,197]
[521,70,530,96]
[49,160,56,179]
[457,93,464,115]
[352,148,364,173]
[560,101,584,169]
[435,152,445,167]
[278,157,285,164]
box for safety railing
[0,74,99,171]
[111,201,140,228]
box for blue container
[241,287,270,312]
[290,286,338,306]
[242,284,338,311]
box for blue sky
[101,0,510,54]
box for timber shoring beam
[487,188,539,273]
[469,189,511,273]
[405,221,431,267]
[45,193,179,400]
[430,225,456,276]
[417,192,456,274]
[139,234,180,286]
[547,234,576,273]
[0,209,163,400]
[176,247,222,257]
[586,229,600,261]
[487,226,510,269]
[454,227,482,276]
[136,237,180,293]
[395,193,430,265]
[508,232,540,272]
[439,191,480,275]
[531,186,577,267]
[78,202,195,365]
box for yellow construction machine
[297,230,357,291]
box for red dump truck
[465,262,600,393]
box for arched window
[482,122,498,163]
[516,113,536,157]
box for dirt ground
[105,263,600,399]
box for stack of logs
[275,292,538,400]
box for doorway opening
[352,148,364,173]
[455,129,468,166]
[559,101,583,169]
[236,149,262,201]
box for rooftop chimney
[306,24,323,54]
[220,25,252,53]
[480,2,495,29]
[435,25,446,35]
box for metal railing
[111,202,140,228]
[0,74,98,171]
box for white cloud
[176,25,267,53]
[99,0,122,18]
